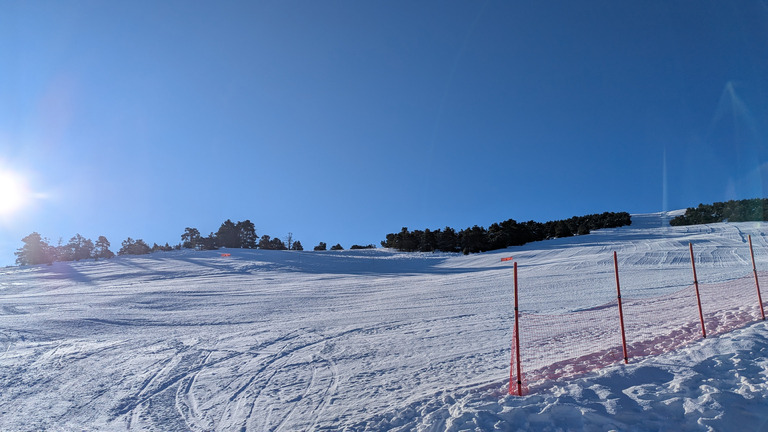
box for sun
[0,169,31,218]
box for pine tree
[459,225,489,253]
[181,227,201,249]
[198,233,218,250]
[93,236,115,259]
[118,238,151,255]
[65,234,94,261]
[269,237,287,250]
[554,221,573,238]
[436,227,459,252]
[237,220,257,248]
[216,220,240,248]
[258,235,272,249]
[14,232,52,266]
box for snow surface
[2,212,768,431]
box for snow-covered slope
[1,212,768,431]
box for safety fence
[509,236,766,396]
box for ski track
[2,213,768,430]
[0,331,12,361]
[113,325,394,431]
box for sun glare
[0,169,30,218]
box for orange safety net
[510,270,766,395]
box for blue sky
[1,1,767,266]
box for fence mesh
[510,269,767,395]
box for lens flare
[0,169,30,218]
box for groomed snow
[1,212,768,431]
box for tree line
[669,198,768,226]
[14,210,635,266]
[13,232,170,266]
[13,218,350,266]
[381,211,632,254]
[179,219,307,251]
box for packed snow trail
[1,212,768,430]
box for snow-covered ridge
[1,212,768,430]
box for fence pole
[509,262,524,396]
[689,243,707,338]
[614,251,629,364]
[748,235,766,321]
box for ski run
[2,212,768,431]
